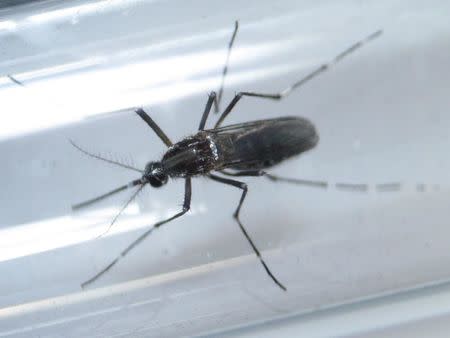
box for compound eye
[148,174,168,188]
[149,177,162,187]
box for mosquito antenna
[215,20,239,113]
[278,29,383,98]
[73,179,142,210]
[69,139,143,173]
[96,183,145,238]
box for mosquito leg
[208,173,286,291]
[214,21,239,114]
[218,169,265,177]
[376,182,402,192]
[214,30,382,128]
[7,74,24,87]
[219,170,328,189]
[81,178,192,289]
[266,174,405,192]
[135,108,173,147]
[264,173,329,189]
[220,170,403,192]
[198,92,217,130]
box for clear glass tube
[1,0,450,336]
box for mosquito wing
[209,116,319,171]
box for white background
[0,0,450,336]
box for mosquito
[72,21,385,291]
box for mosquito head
[143,161,168,188]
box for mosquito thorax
[143,161,168,187]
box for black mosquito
[72,22,384,291]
